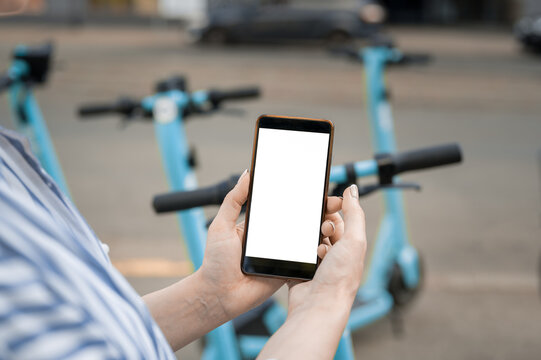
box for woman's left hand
[199,169,284,320]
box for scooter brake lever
[118,117,130,129]
[358,182,421,197]
[118,115,138,129]
[218,107,246,117]
[386,182,421,192]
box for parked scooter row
[1,35,463,359]
[76,33,463,359]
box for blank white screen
[245,128,330,264]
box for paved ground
[0,24,540,359]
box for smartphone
[241,115,334,280]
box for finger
[325,212,344,244]
[342,184,366,243]
[317,244,330,259]
[321,237,331,246]
[215,169,249,227]
[321,220,335,238]
[326,196,343,214]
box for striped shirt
[0,127,175,359]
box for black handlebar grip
[77,104,117,117]
[152,175,240,213]
[77,98,142,118]
[153,188,221,213]
[392,143,462,174]
[208,87,260,106]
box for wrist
[196,265,252,322]
[191,269,230,324]
[288,289,353,325]
[261,290,351,360]
[143,270,230,351]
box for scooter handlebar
[78,103,119,117]
[208,87,260,107]
[392,143,462,175]
[396,53,432,66]
[77,97,143,118]
[151,144,463,214]
[329,47,431,65]
[152,175,240,213]
[12,42,54,84]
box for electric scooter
[329,34,433,333]
[77,76,292,360]
[0,43,70,197]
[152,143,463,357]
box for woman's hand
[287,184,366,317]
[257,185,367,360]
[198,169,284,320]
[144,170,281,350]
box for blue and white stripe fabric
[0,127,175,359]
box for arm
[142,270,228,351]
[256,296,352,360]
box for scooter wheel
[388,251,425,308]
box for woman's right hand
[257,184,367,360]
[287,184,367,322]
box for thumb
[214,169,250,227]
[342,184,366,243]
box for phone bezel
[241,115,334,280]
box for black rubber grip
[78,104,118,117]
[0,75,13,93]
[397,53,432,65]
[208,87,260,106]
[77,98,142,118]
[152,175,240,213]
[392,143,462,174]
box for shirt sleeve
[0,251,121,360]
[0,128,175,359]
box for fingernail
[237,169,248,184]
[350,184,359,199]
[325,220,335,233]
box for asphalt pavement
[0,24,540,359]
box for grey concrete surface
[0,25,540,359]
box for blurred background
[1,0,541,359]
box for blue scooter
[77,76,296,360]
[152,144,463,357]
[329,34,433,333]
[0,43,70,197]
